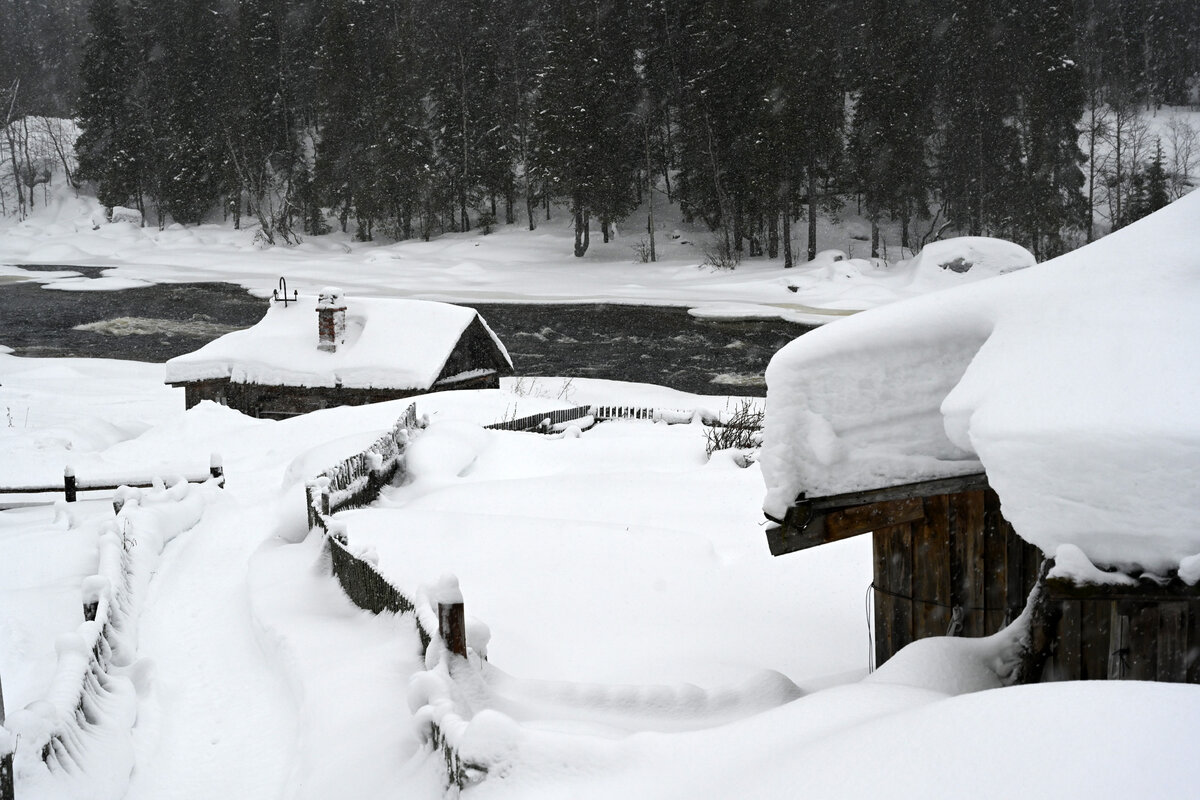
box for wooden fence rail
[485,405,594,433]
[305,403,487,790]
[0,457,224,504]
[1,670,13,800]
[486,404,758,433]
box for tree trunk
[806,163,818,261]
[870,218,880,258]
[767,211,778,259]
[646,121,656,262]
[782,196,793,269]
[1086,96,1097,241]
[573,201,590,257]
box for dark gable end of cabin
[432,316,514,388]
[766,476,1200,683]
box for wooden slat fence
[483,404,766,434]
[485,405,594,433]
[1,483,214,799]
[0,457,224,505]
[304,403,486,790]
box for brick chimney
[316,286,346,352]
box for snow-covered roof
[165,295,511,391]
[761,192,1200,573]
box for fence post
[439,602,467,658]
[64,466,76,503]
[1,670,14,800]
[436,576,467,658]
[210,453,224,487]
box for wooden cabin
[765,472,1200,683]
[765,473,1042,669]
[165,288,513,419]
[760,199,1200,685]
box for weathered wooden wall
[180,375,496,419]
[872,488,1043,667]
[1038,581,1200,683]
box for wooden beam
[1046,577,1200,602]
[765,497,926,557]
[804,473,989,514]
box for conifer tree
[136,0,229,224]
[935,0,1022,237]
[849,0,934,255]
[75,0,142,210]
[535,0,640,256]
[1009,0,1086,257]
[226,0,296,238]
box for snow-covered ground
[0,181,1038,327]
[2,144,1199,798]
[2,354,1198,799]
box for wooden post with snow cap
[1,669,14,800]
[210,453,225,487]
[436,575,467,658]
[64,465,76,503]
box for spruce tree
[935,0,1022,238]
[1009,0,1086,257]
[849,0,934,255]
[535,0,639,257]
[136,0,229,225]
[75,0,141,210]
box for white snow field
[1,353,1198,798]
[1,159,1199,797]
[0,182,1038,325]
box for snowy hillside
[1,354,1198,799]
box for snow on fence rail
[0,479,217,800]
[484,405,594,433]
[304,404,488,792]
[304,400,769,794]
[485,404,762,434]
[0,456,224,505]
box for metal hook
[272,277,298,307]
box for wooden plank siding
[1036,581,1200,683]
[870,487,1042,668]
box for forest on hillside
[2,0,1199,261]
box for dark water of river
[0,267,811,396]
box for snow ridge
[2,480,216,800]
[303,404,486,791]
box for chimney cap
[317,286,345,309]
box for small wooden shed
[765,475,1200,683]
[766,473,1042,668]
[165,288,513,419]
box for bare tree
[1165,114,1199,199]
[1095,97,1151,229]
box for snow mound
[763,192,1200,572]
[902,236,1035,290]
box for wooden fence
[1,672,12,800]
[484,404,753,434]
[484,405,594,433]
[0,457,224,505]
[304,404,485,790]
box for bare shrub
[631,237,654,263]
[703,398,764,463]
[701,237,740,270]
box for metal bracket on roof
[272,276,298,307]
